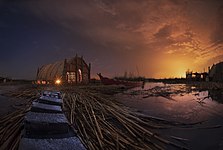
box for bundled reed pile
[0,106,30,150]
[1,86,40,100]
[62,88,189,150]
[0,85,191,150]
[0,87,38,150]
[126,84,190,99]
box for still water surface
[116,82,223,149]
[122,82,223,122]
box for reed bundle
[62,88,189,150]
[0,85,191,150]
[0,88,38,150]
[2,87,39,100]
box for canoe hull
[97,73,143,87]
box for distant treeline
[0,78,33,84]
[113,76,190,83]
[112,76,223,84]
[145,78,187,84]
[114,76,146,81]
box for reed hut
[209,62,223,82]
[36,55,91,84]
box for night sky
[1,0,223,79]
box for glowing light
[55,79,61,85]
[42,81,46,84]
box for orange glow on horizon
[148,53,196,78]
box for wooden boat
[97,73,144,87]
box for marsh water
[116,82,223,150]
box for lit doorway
[67,72,75,83]
[78,69,82,82]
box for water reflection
[116,82,223,150]
[208,89,223,104]
[129,82,223,104]
[118,82,223,123]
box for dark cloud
[210,5,223,44]
[154,25,173,39]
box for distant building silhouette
[186,70,208,81]
[0,76,11,83]
[186,61,223,82]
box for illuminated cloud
[1,0,223,78]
